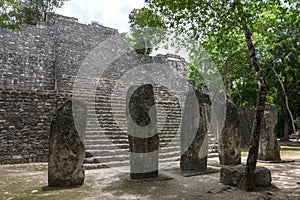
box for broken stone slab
[127,84,159,179]
[258,103,281,161]
[180,89,208,172]
[220,165,272,187]
[48,100,86,188]
[218,100,241,165]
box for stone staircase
[72,76,218,170]
[71,76,181,169]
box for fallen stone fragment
[220,165,272,187]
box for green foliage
[0,0,70,28]
[145,0,300,135]
[24,0,70,24]
[0,0,23,28]
[187,63,204,88]
[128,7,166,54]
[254,5,300,136]
[201,27,258,109]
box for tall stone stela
[48,100,86,187]
[258,103,281,161]
[180,89,208,172]
[218,100,241,165]
[127,84,159,179]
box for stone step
[85,134,180,141]
[85,154,129,163]
[88,114,182,119]
[83,160,181,170]
[86,143,129,150]
[85,110,182,116]
[84,133,181,139]
[84,161,130,169]
[159,151,181,159]
[74,89,184,101]
[85,139,128,145]
[87,139,179,146]
[85,153,183,164]
[85,147,180,160]
[86,149,129,157]
[84,122,181,129]
[85,129,180,135]
[85,137,128,143]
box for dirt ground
[0,150,299,200]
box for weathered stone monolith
[48,100,86,187]
[258,103,281,161]
[180,89,208,172]
[127,84,159,179]
[219,100,241,165]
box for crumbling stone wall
[153,54,188,77]
[0,14,117,164]
[0,25,55,91]
[51,14,117,98]
[0,90,56,164]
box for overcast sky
[54,0,146,33]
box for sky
[54,0,146,33]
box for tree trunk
[283,106,290,141]
[271,65,294,142]
[240,23,267,191]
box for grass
[242,144,300,153]
[280,145,300,151]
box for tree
[187,2,300,124]
[23,0,70,23]
[200,27,258,109]
[0,0,70,28]
[253,4,300,141]
[128,7,165,55]
[144,0,299,190]
[0,0,23,28]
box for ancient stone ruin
[218,100,241,165]
[238,103,281,161]
[258,103,281,161]
[0,12,277,186]
[220,165,272,188]
[0,14,188,166]
[180,89,208,172]
[127,84,159,179]
[48,100,86,187]
[219,103,280,188]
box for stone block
[220,165,272,187]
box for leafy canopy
[128,7,166,54]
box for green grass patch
[280,146,300,151]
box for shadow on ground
[0,150,299,200]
